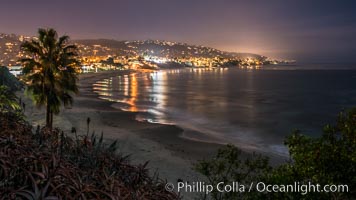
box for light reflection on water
[93,71,169,115]
[93,68,230,125]
[92,68,356,156]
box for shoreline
[78,70,230,160]
[20,70,227,199]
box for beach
[20,70,232,199]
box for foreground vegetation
[195,109,356,200]
[0,83,178,199]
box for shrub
[194,145,271,200]
[0,112,179,199]
[195,108,356,200]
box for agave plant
[0,112,180,199]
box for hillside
[75,39,264,59]
[0,33,265,66]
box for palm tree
[20,28,80,129]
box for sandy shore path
[20,70,229,199]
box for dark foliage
[194,145,271,200]
[0,111,179,199]
[195,108,356,200]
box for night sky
[1,0,356,62]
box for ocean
[93,65,356,157]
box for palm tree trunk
[46,102,51,128]
[50,111,53,129]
